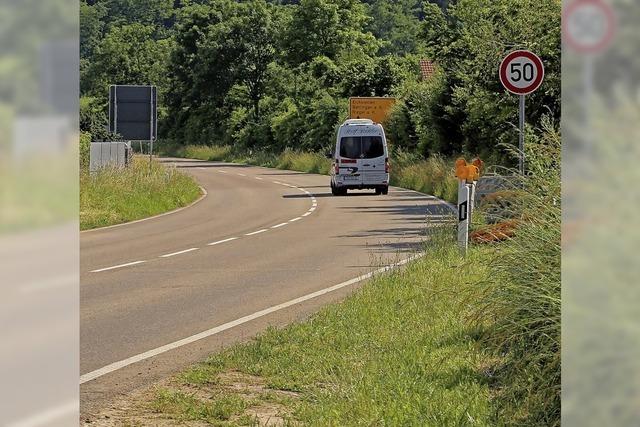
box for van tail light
[334,162,339,174]
[385,158,390,173]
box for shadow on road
[283,192,378,199]
[259,171,311,176]
[331,194,455,255]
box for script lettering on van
[342,126,382,136]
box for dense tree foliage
[80,0,560,164]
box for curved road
[80,158,452,418]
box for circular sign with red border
[563,0,615,54]
[499,50,545,96]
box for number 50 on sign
[499,50,545,96]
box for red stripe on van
[340,159,357,164]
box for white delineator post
[457,181,470,252]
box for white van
[330,119,389,196]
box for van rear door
[360,136,386,185]
[338,136,363,186]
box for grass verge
[132,233,496,426]
[80,156,202,230]
[158,143,458,203]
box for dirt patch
[84,371,299,426]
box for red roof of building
[419,59,436,80]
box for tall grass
[391,150,458,203]
[477,117,561,425]
[80,157,201,230]
[276,150,331,174]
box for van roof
[342,119,375,126]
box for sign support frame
[149,86,154,165]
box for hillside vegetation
[81,0,559,165]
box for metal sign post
[499,50,545,175]
[519,95,525,175]
[149,86,154,165]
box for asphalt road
[80,158,453,419]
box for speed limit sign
[499,50,545,96]
[499,50,545,175]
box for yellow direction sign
[349,97,396,124]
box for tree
[365,0,423,55]
[237,1,276,118]
[166,0,276,143]
[82,23,173,99]
[281,0,375,65]
[80,0,107,60]
[99,0,175,36]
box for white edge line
[302,212,311,217]
[82,186,207,234]
[245,229,267,236]
[218,170,227,173]
[289,217,302,222]
[79,253,423,384]
[254,177,263,180]
[237,173,246,176]
[271,223,288,228]
[208,237,239,246]
[91,260,146,273]
[159,247,199,258]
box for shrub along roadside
[158,142,458,203]
[80,156,201,230]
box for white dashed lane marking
[245,229,268,236]
[91,261,146,273]
[89,174,317,273]
[159,248,199,258]
[208,237,239,246]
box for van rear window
[339,137,361,159]
[339,136,384,159]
